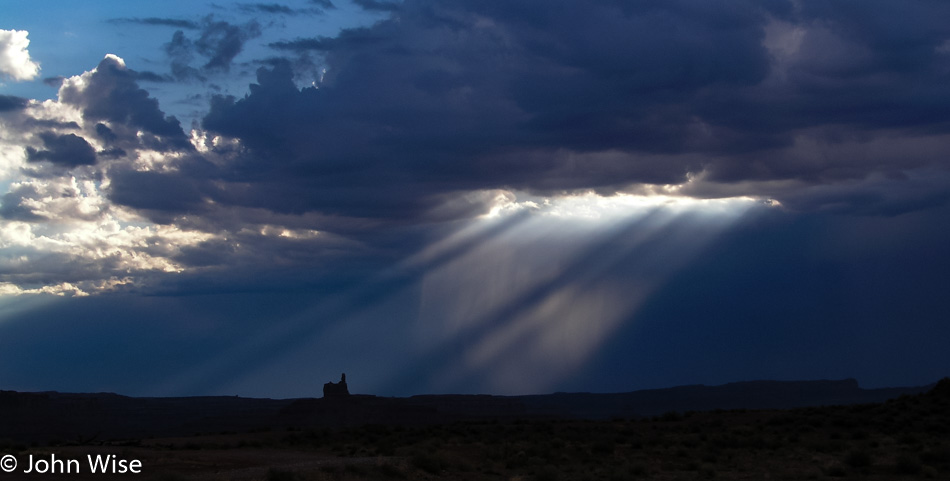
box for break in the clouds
[0,29,40,82]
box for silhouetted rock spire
[323,373,350,397]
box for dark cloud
[100,0,950,222]
[237,3,296,15]
[164,30,204,81]
[25,132,97,167]
[235,1,335,15]
[352,0,401,11]
[196,19,262,72]
[268,37,335,52]
[0,186,46,221]
[43,76,66,88]
[98,147,127,159]
[108,167,207,213]
[108,17,200,29]
[0,94,28,112]
[59,55,190,148]
[95,123,117,143]
[194,0,779,217]
[24,118,81,130]
[131,70,172,82]
[162,18,262,80]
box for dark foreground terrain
[0,379,947,480]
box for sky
[0,0,948,398]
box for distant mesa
[930,377,950,399]
[323,372,350,397]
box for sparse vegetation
[266,468,297,481]
[3,379,947,480]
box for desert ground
[2,380,947,480]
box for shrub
[628,463,648,476]
[265,468,296,481]
[845,449,872,468]
[411,452,446,474]
[895,454,922,475]
[377,463,406,479]
[660,411,683,422]
[825,464,847,477]
[921,447,950,466]
[148,474,190,481]
[535,465,560,481]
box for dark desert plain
[2,0,950,479]
[0,378,949,479]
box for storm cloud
[102,0,942,222]
[25,132,97,167]
[7,0,950,287]
[59,55,188,142]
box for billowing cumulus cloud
[0,55,302,295]
[59,55,188,142]
[0,51,374,296]
[0,29,40,81]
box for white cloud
[0,55,216,295]
[0,29,40,82]
[0,55,346,296]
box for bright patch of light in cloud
[484,190,765,220]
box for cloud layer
[3,0,950,296]
[216,0,950,217]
